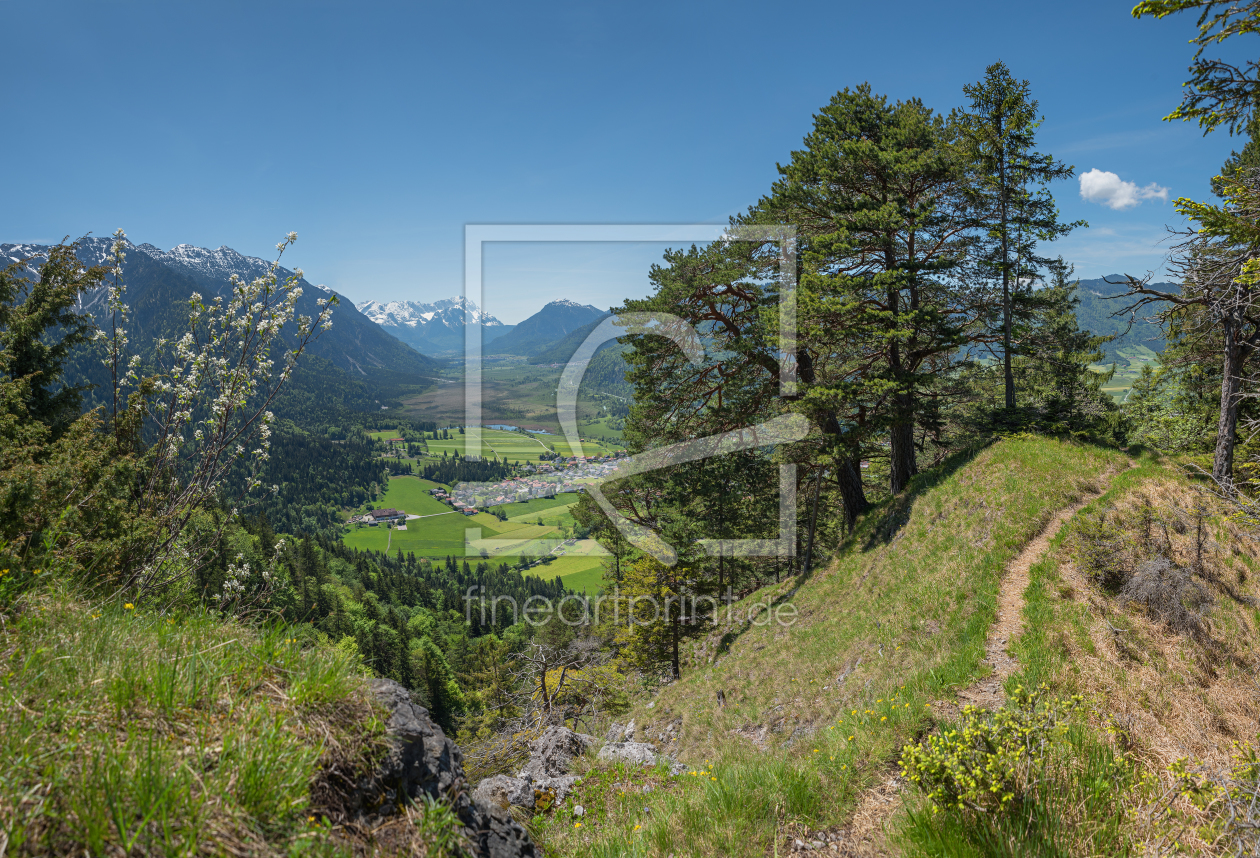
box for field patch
[344,508,505,556]
[533,554,606,593]
[491,493,578,519]
[365,476,451,517]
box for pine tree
[614,555,709,680]
[1134,0,1260,135]
[0,241,108,436]
[1015,264,1117,436]
[958,61,1081,414]
[764,84,975,493]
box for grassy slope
[0,589,437,857]
[994,453,1260,854]
[370,476,452,516]
[343,513,555,557]
[535,436,1128,857]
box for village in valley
[340,428,625,590]
[446,453,624,510]
[350,446,627,527]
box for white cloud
[1079,169,1170,210]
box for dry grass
[1015,457,1260,853]
[1044,473,1259,770]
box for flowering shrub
[900,685,1083,813]
[98,231,336,599]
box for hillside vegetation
[529,438,1260,857]
[6,10,1260,856]
[0,586,466,857]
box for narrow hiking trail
[945,479,1115,716]
[835,467,1127,857]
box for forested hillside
[1073,275,1176,360]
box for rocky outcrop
[470,721,689,814]
[518,726,597,779]
[598,741,687,774]
[603,718,636,743]
[512,726,597,806]
[472,774,534,811]
[363,678,536,858]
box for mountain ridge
[1073,275,1178,360]
[354,296,514,354]
[481,299,607,356]
[1,238,439,381]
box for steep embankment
[537,436,1130,856]
[538,438,1260,858]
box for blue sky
[1,0,1246,322]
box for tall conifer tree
[959,61,1081,413]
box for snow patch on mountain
[355,297,506,329]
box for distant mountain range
[345,275,1177,375]
[355,295,608,359]
[355,297,515,354]
[2,239,438,380]
[1,237,453,429]
[4,235,1167,428]
[483,300,607,356]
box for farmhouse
[368,508,406,523]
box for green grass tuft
[0,588,387,857]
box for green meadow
[350,476,450,517]
[489,492,578,518]
[341,478,609,595]
[532,553,606,594]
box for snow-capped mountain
[356,296,497,328]
[350,295,607,357]
[134,242,335,293]
[3,237,124,318]
[353,297,514,354]
[1,237,436,379]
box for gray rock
[597,741,687,774]
[362,678,536,858]
[518,726,597,781]
[473,775,534,810]
[597,741,660,767]
[602,718,637,743]
[528,774,580,804]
